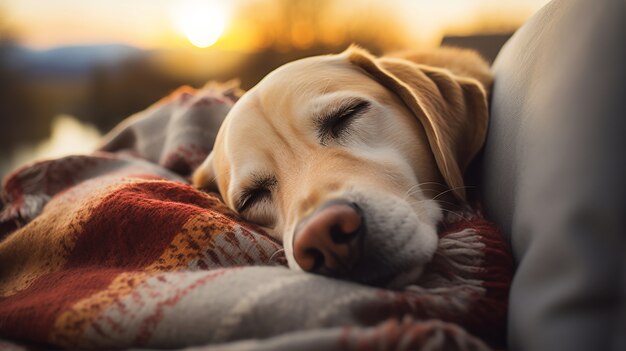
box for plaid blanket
[0,84,513,350]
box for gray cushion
[479,0,626,350]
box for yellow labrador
[193,46,491,288]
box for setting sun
[174,0,228,48]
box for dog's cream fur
[193,46,491,287]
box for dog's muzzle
[293,199,366,277]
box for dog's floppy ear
[346,47,489,201]
[192,152,219,193]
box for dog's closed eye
[316,99,371,145]
[237,187,271,213]
[235,175,277,225]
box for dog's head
[193,46,490,288]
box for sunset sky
[0,0,553,181]
[1,0,551,51]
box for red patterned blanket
[0,85,513,350]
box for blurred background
[0,0,550,179]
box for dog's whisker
[405,198,471,222]
[436,200,465,211]
[406,197,454,209]
[269,248,285,263]
[403,182,447,201]
[403,185,422,200]
[405,181,446,191]
[424,197,463,208]
[432,185,475,200]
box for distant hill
[3,44,144,78]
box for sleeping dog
[193,46,492,288]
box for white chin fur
[283,224,303,271]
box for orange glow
[291,21,315,49]
[1,0,551,51]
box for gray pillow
[479,0,626,350]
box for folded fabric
[0,85,513,350]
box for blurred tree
[233,0,406,53]
[86,56,187,133]
[0,11,47,152]
[231,0,407,89]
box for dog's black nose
[293,199,365,276]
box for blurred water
[0,115,101,181]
